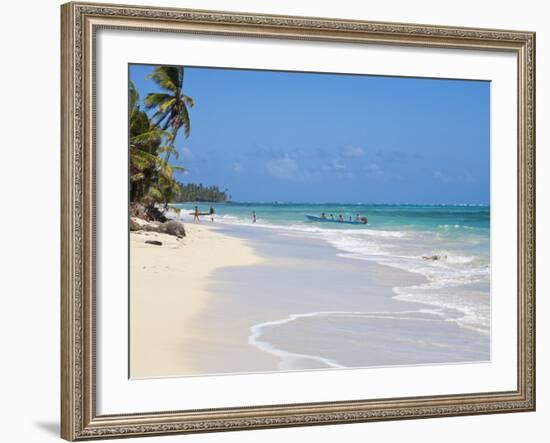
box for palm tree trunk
[162,123,180,209]
[164,115,182,164]
[165,139,174,164]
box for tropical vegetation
[129,65,194,219]
[173,183,229,203]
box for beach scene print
[129,64,490,378]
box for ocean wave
[445,254,476,264]
[438,224,476,230]
[393,286,490,334]
[248,309,488,370]
[318,232,490,334]
[249,310,446,370]
[249,314,344,370]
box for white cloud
[331,159,346,170]
[232,162,245,174]
[343,146,366,158]
[267,154,299,180]
[365,163,383,178]
[433,170,453,183]
[433,170,476,184]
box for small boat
[305,215,368,225]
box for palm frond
[130,172,145,182]
[150,110,173,129]
[130,129,166,146]
[144,93,172,110]
[147,66,181,93]
[129,80,139,112]
[179,102,192,138]
[133,65,195,205]
[130,147,158,166]
[147,186,163,201]
[181,95,195,108]
[170,165,187,173]
[129,155,151,170]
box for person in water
[338,214,344,221]
[321,213,327,219]
[193,206,200,223]
[330,214,334,220]
[252,211,257,223]
[209,206,215,222]
[355,213,360,221]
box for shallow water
[173,203,490,333]
[170,203,491,372]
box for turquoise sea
[172,202,490,335]
[173,202,489,232]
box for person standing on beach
[252,211,257,223]
[193,206,200,223]
[209,206,215,222]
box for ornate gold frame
[61,2,536,440]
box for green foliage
[145,66,194,152]
[173,183,229,203]
[129,65,229,213]
[129,75,189,208]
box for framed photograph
[61,1,536,440]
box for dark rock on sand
[130,217,186,238]
[129,218,141,231]
[157,220,186,237]
[145,240,163,246]
[130,203,167,222]
[141,222,161,232]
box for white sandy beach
[129,222,264,378]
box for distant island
[173,182,229,203]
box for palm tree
[129,80,185,207]
[130,81,162,203]
[144,66,194,164]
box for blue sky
[130,64,490,204]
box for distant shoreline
[171,201,490,206]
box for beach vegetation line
[129,65,194,220]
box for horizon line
[171,201,490,206]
